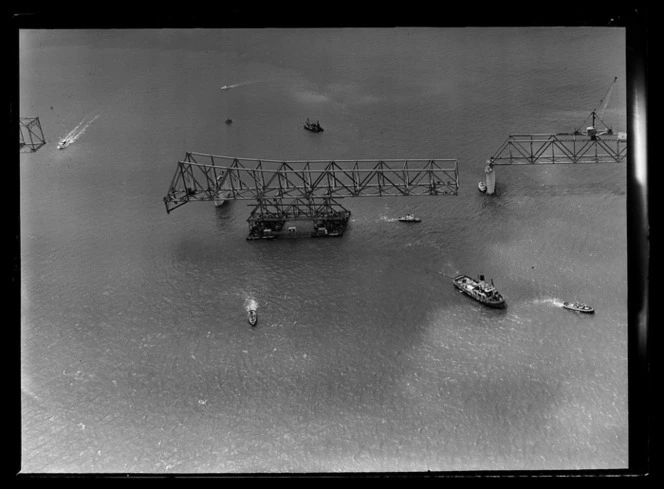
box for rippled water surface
[20,27,627,473]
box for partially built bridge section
[482,132,627,194]
[164,152,459,239]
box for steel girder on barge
[19,117,46,153]
[489,133,627,166]
[246,197,352,239]
[163,152,459,238]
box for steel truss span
[163,152,459,239]
[19,117,46,153]
[164,152,459,213]
[490,133,627,166]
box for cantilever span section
[163,152,460,214]
[490,133,627,166]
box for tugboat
[247,308,258,326]
[398,213,421,223]
[562,301,594,314]
[304,118,324,133]
[453,274,506,308]
[478,180,487,193]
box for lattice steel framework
[19,117,46,153]
[164,152,459,238]
[490,133,627,166]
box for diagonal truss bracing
[19,117,46,153]
[490,133,627,166]
[164,152,460,213]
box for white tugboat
[562,301,594,314]
[398,213,421,223]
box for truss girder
[19,117,46,153]
[164,153,459,213]
[248,197,350,223]
[490,134,627,165]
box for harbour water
[20,27,627,473]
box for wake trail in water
[61,113,101,146]
[244,297,258,312]
[221,80,259,91]
[532,297,564,307]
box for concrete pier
[485,159,496,195]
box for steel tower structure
[164,152,459,239]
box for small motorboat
[220,85,231,90]
[562,301,594,314]
[304,118,324,133]
[398,214,421,223]
[453,274,506,309]
[478,181,487,193]
[247,309,258,326]
[225,118,233,124]
[57,138,71,150]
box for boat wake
[379,215,399,222]
[532,297,564,307]
[245,297,258,312]
[221,80,257,91]
[59,113,100,148]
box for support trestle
[246,197,351,240]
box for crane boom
[597,76,618,119]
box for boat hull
[453,274,506,308]
[247,310,257,326]
[562,302,594,313]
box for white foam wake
[379,215,399,222]
[532,297,564,307]
[245,297,258,312]
[60,113,100,146]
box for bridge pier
[485,159,496,195]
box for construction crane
[164,152,459,239]
[482,78,626,195]
[575,76,618,139]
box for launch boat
[562,301,594,314]
[398,214,421,223]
